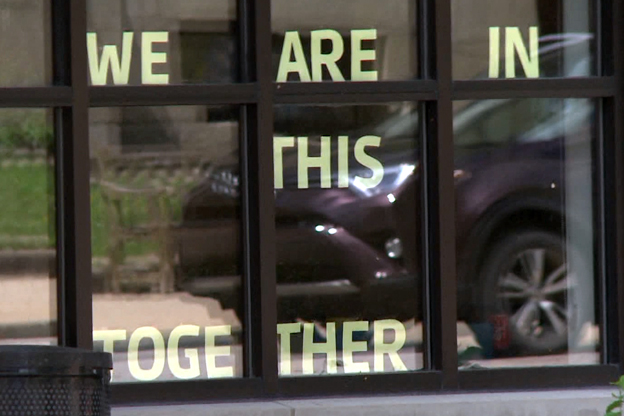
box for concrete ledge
[113,402,291,416]
[112,388,615,416]
[0,250,54,275]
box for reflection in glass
[87,0,238,85]
[452,0,595,79]
[453,98,598,368]
[90,106,243,383]
[271,0,417,81]
[273,103,423,376]
[0,1,51,86]
[0,109,56,345]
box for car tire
[478,229,582,356]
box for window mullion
[55,0,92,349]
[250,0,279,391]
[428,0,458,387]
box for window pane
[274,103,423,376]
[454,98,599,368]
[90,106,243,383]
[0,109,56,345]
[0,1,51,86]
[86,0,239,85]
[452,1,596,79]
[271,0,418,82]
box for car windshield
[367,104,419,139]
[453,96,593,157]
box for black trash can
[0,345,112,416]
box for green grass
[0,163,53,239]
[90,183,107,257]
[0,162,184,257]
[90,182,169,258]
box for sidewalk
[0,274,239,336]
[0,272,601,372]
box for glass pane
[454,98,599,368]
[272,0,417,82]
[452,0,595,79]
[0,1,52,86]
[86,0,239,85]
[0,109,56,345]
[274,103,423,376]
[90,106,243,383]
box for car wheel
[479,230,579,355]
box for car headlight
[350,162,418,198]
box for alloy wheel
[496,246,574,352]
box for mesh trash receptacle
[0,345,112,416]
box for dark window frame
[0,0,619,405]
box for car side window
[455,98,561,149]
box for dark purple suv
[177,36,595,356]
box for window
[454,98,599,368]
[0,108,56,346]
[0,0,621,405]
[272,103,423,376]
[90,105,243,383]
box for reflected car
[176,35,596,356]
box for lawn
[0,162,183,257]
[90,182,167,258]
[0,163,53,245]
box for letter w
[87,32,134,85]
